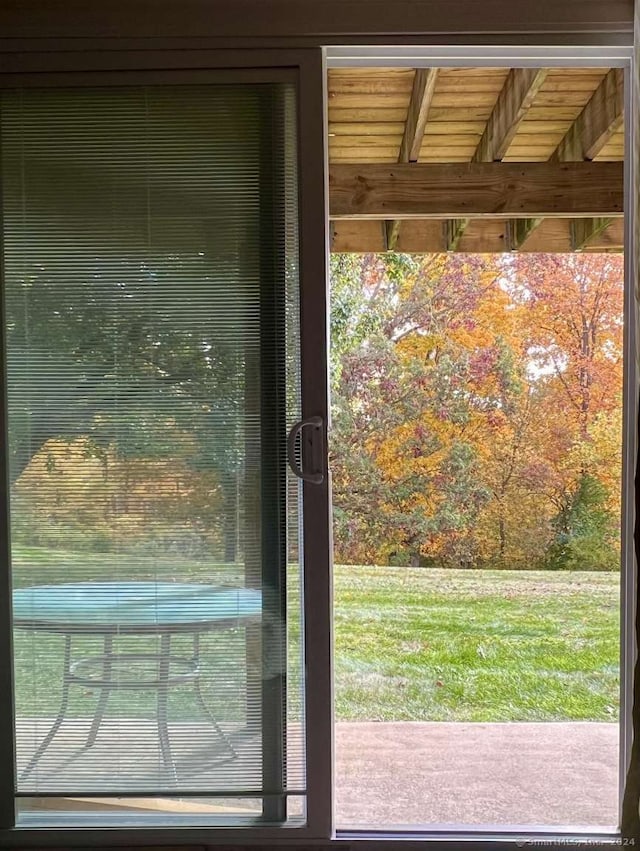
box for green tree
[544,474,619,571]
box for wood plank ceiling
[328,67,624,254]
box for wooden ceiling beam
[386,68,439,250]
[400,68,440,163]
[477,68,550,162]
[329,161,623,219]
[447,67,548,249]
[563,68,624,250]
[330,218,624,254]
[507,218,543,251]
[384,219,402,251]
[570,217,617,250]
[511,67,624,250]
[552,68,624,162]
[444,218,469,252]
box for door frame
[325,42,636,835]
[0,34,637,847]
[0,47,333,844]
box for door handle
[287,415,324,484]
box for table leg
[20,633,73,780]
[245,623,261,734]
[192,633,236,759]
[157,633,177,783]
[85,634,114,748]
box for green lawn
[334,564,620,722]
[11,545,243,588]
[10,547,620,723]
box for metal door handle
[287,415,324,484]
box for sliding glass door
[0,59,330,832]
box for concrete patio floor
[15,719,619,829]
[335,722,619,829]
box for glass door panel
[1,79,305,825]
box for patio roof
[327,67,624,253]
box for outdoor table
[12,581,262,782]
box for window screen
[1,81,304,825]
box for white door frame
[326,43,636,834]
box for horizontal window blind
[1,81,304,821]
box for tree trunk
[498,516,506,560]
[222,476,238,564]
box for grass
[334,564,620,723]
[11,545,243,588]
[10,547,620,724]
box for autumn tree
[3,86,272,562]
[6,247,248,559]
[331,252,524,566]
[508,253,624,569]
[330,251,624,570]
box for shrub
[543,474,619,571]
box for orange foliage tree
[330,252,624,569]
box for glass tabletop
[12,581,262,632]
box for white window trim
[325,45,637,838]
